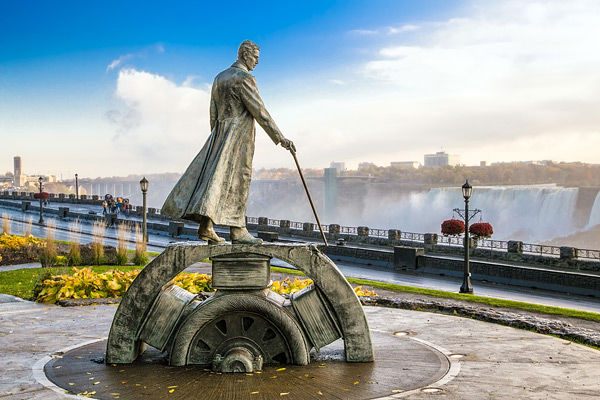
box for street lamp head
[139,177,149,193]
[38,176,43,184]
[462,179,472,200]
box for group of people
[102,194,131,216]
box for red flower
[34,192,50,200]
[469,222,493,238]
[441,219,465,236]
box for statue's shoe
[198,228,226,245]
[230,228,263,245]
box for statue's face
[243,49,260,71]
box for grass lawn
[270,266,600,322]
[2,263,599,324]
[0,265,141,301]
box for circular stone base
[44,332,449,399]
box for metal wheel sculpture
[106,243,373,373]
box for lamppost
[453,180,480,294]
[75,173,79,200]
[38,176,44,225]
[139,177,148,242]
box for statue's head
[238,40,260,71]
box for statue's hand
[281,138,296,153]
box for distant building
[424,151,460,168]
[329,161,346,175]
[13,156,25,187]
[358,162,376,170]
[390,161,419,169]
[480,161,487,167]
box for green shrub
[115,250,128,266]
[68,244,82,266]
[133,252,148,266]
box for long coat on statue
[161,61,284,227]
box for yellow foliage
[172,273,212,294]
[36,268,375,304]
[353,286,378,297]
[0,233,44,250]
[36,267,140,303]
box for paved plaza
[1,293,599,399]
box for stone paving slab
[1,300,599,399]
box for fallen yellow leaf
[169,389,175,393]
[280,393,289,396]
[276,367,286,371]
[251,391,259,395]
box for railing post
[258,217,269,227]
[302,222,314,233]
[508,240,523,254]
[560,246,576,260]
[424,233,438,245]
[279,220,291,234]
[357,226,369,240]
[388,229,401,241]
[328,224,340,235]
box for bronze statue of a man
[161,40,295,244]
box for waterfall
[356,184,579,243]
[586,192,600,229]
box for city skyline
[2,0,600,177]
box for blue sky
[1,0,599,178]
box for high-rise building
[329,161,345,175]
[424,151,460,167]
[13,156,25,186]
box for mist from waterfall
[352,185,579,243]
[585,192,600,229]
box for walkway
[0,296,598,399]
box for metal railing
[576,248,600,259]
[241,215,599,261]
[370,228,388,238]
[438,235,463,246]
[479,239,509,251]
[522,243,561,257]
[2,191,600,261]
[340,226,357,235]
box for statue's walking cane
[290,149,329,246]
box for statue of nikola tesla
[161,40,295,244]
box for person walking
[161,40,295,244]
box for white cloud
[348,29,378,35]
[106,54,134,72]
[106,68,212,170]
[101,1,600,174]
[387,24,420,34]
[272,0,600,168]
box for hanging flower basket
[441,219,465,236]
[34,192,50,200]
[469,222,493,238]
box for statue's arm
[210,88,218,132]
[240,75,284,145]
